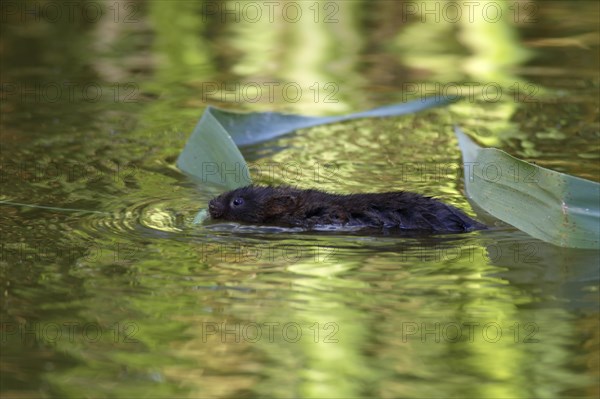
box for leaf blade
[455,126,600,249]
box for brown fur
[208,185,486,233]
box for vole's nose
[208,199,223,218]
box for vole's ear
[267,194,297,213]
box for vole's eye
[231,197,244,207]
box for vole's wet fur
[209,185,486,233]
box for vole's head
[208,185,298,224]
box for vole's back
[284,189,485,232]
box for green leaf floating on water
[455,126,600,249]
[177,96,455,190]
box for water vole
[208,185,486,233]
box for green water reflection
[1,1,598,398]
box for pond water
[1,1,599,398]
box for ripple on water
[79,197,198,241]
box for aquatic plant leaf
[212,96,454,146]
[177,97,454,189]
[176,109,248,190]
[455,126,600,249]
